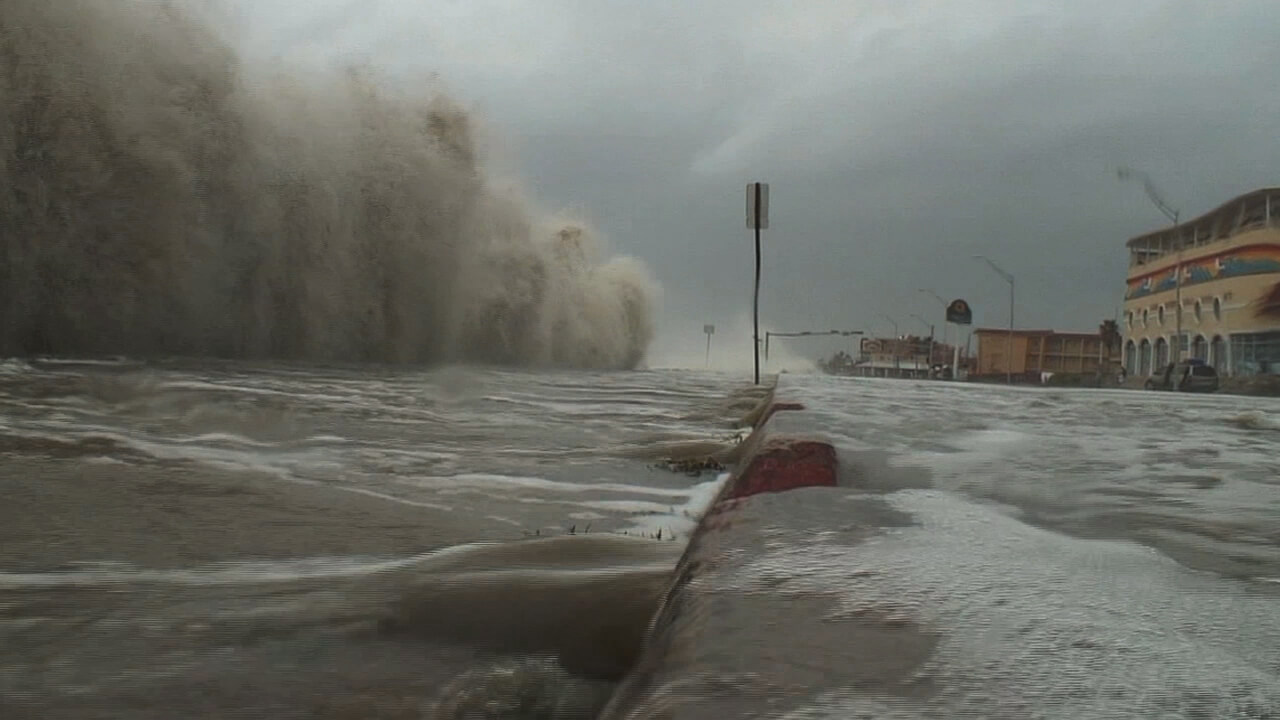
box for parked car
[1144,359,1220,392]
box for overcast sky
[224,0,1280,367]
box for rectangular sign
[703,324,715,335]
[746,182,769,230]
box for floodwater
[743,375,1280,719]
[2,361,1279,718]
[0,358,749,719]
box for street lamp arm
[972,255,1014,285]
[1117,166,1180,225]
[917,289,946,307]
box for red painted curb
[726,438,837,499]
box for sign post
[946,299,973,380]
[746,182,769,384]
[703,324,715,368]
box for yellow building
[974,329,1107,379]
[1122,188,1280,376]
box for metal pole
[705,332,712,368]
[1116,167,1182,368]
[1173,212,1182,367]
[911,313,933,378]
[974,255,1015,384]
[1008,277,1015,385]
[880,313,899,378]
[930,324,935,377]
[918,289,949,345]
[753,184,761,385]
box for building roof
[1125,187,1280,249]
[973,328,1099,338]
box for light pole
[880,313,900,377]
[917,289,949,345]
[973,255,1015,385]
[1117,166,1183,366]
[911,313,935,377]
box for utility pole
[974,255,1015,385]
[911,313,934,377]
[917,289,949,345]
[703,324,715,368]
[1117,166,1183,367]
[880,313,900,378]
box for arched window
[1213,297,1223,321]
[1211,336,1227,372]
[1194,301,1202,323]
[1155,337,1169,368]
[1125,340,1137,374]
[1126,311,1134,330]
[1139,339,1152,375]
[1142,308,1150,327]
[1157,305,1165,326]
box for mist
[647,313,819,374]
[0,0,655,369]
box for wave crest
[0,0,655,368]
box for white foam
[618,473,730,541]
[394,472,692,498]
[0,539,541,589]
[735,489,1280,719]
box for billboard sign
[946,299,973,325]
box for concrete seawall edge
[598,377,838,718]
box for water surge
[0,0,655,368]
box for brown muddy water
[0,358,761,719]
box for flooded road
[741,375,1280,719]
[0,359,748,718]
[1,361,1278,718]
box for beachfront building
[973,328,1110,381]
[853,336,957,378]
[1123,188,1280,377]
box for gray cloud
[223,0,1280,365]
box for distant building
[854,336,958,378]
[1122,187,1280,377]
[973,328,1109,379]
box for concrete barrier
[597,377,857,719]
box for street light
[917,289,949,344]
[880,313,900,377]
[973,255,1014,385]
[911,313,936,377]
[1117,166,1183,365]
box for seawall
[598,375,887,718]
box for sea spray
[0,0,655,368]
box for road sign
[746,182,769,230]
[704,324,715,335]
[946,299,973,325]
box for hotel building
[1123,188,1280,376]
